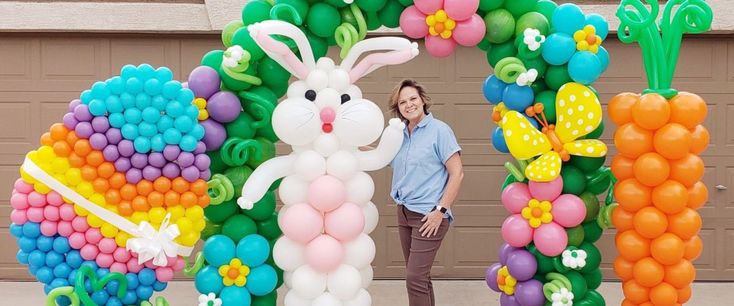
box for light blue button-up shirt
[390,113,461,223]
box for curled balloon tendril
[239,91,275,131]
[46,287,80,306]
[494,57,528,84]
[220,48,263,86]
[183,251,206,277]
[543,272,573,301]
[617,0,712,98]
[75,265,127,306]
[270,3,304,26]
[207,173,235,205]
[141,297,171,306]
[221,138,264,167]
[222,20,244,48]
[335,3,368,59]
[598,202,618,230]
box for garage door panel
[41,39,101,79]
[110,39,178,77]
[724,167,734,217]
[694,228,717,275]
[673,39,723,80]
[180,39,226,80]
[454,46,491,82]
[454,104,493,141]
[697,165,718,218]
[447,226,499,276]
[0,38,33,81]
[725,229,734,275]
[385,44,450,85]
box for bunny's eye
[341,94,351,104]
[305,90,317,102]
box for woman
[389,79,464,306]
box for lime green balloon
[339,6,358,28]
[578,242,602,274]
[522,55,548,77]
[515,12,549,36]
[224,166,254,197]
[583,270,603,291]
[479,0,504,11]
[275,0,310,20]
[486,41,517,67]
[582,221,603,243]
[365,11,382,30]
[242,0,273,25]
[484,9,516,44]
[258,56,291,90]
[232,28,265,61]
[505,0,538,17]
[222,62,258,92]
[566,225,585,247]
[207,150,228,174]
[561,164,586,195]
[578,192,600,222]
[534,91,556,123]
[244,191,276,221]
[251,292,277,306]
[357,0,387,12]
[257,213,282,240]
[545,65,571,91]
[585,120,605,140]
[378,0,404,28]
[306,31,329,59]
[570,155,606,173]
[534,0,558,22]
[204,199,239,224]
[565,271,588,300]
[201,222,222,240]
[222,214,258,242]
[307,3,341,38]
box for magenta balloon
[533,222,568,256]
[279,204,324,244]
[551,194,586,228]
[188,66,220,99]
[528,177,563,201]
[515,279,545,306]
[501,215,533,248]
[506,250,537,281]
[501,183,532,214]
[304,234,344,273]
[207,91,241,123]
[200,119,227,152]
[485,263,501,292]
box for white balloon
[353,118,405,171]
[315,88,340,110]
[284,270,294,289]
[312,292,343,306]
[273,236,305,272]
[314,134,340,157]
[359,266,373,288]
[284,290,313,306]
[343,289,372,306]
[273,100,322,147]
[362,202,378,234]
[295,150,326,181]
[307,70,329,92]
[279,176,309,206]
[316,57,336,72]
[345,172,374,206]
[327,264,362,300]
[334,98,384,147]
[287,80,310,99]
[329,69,351,93]
[343,234,375,269]
[292,265,328,299]
[326,150,358,180]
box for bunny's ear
[340,37,420,83]
[248,20,316,80]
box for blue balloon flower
[542,33,576,65]
[203,235,236,267]
[245,265,277,297]
[236,235,270,267]
[585,13,609,40]
[569,51,602,85]
[552,3,586,35]
[596,46,610,71]
[220,286,251,306]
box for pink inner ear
[349,49,417,83]
[253,31,311,80]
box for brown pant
[397,205,450,306]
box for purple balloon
[142,166,162,181]
[89,133,108,150]
[194,154,211,171]
[148,152,166,168]
[485,264,501,292]
[126,168,143,184]
[515,279,545,306]
[114,158,131,172]
[163,145,181,161]
[177,152,195,168]
[75,122,94,138]
[200,169,211,180]
[187,66,220,99]
[118,140,135,157]
[73,104,93,122]
[499,243,519,265]
[506,250,537,282]
[181,166,199,182]
[194,141,206,154]
[200,119,227,151]
[92,116,110,133]
[162,163,180,178]
[105,128,122,145]
[207,91,241,123]
[500,294,521,306]
[103,145,120,161]
[68,99,81,112]
[130,153,148,169]
[63,113,79,130]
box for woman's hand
[420,210,444,237]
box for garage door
[0,33,731,280]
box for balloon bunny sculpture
[238,20,419,305]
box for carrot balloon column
[609,1,712,306]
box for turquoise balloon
[552,3,586,35]
[194,266,224,295]
[245,265,278,297]
[542,33,576,65]
[585,13,609,40]
[569,51,602,85]
[220,286,251,306]
[306,3,341,38]
[597,46,610,71]
[236,234,270,267]
[242,0,273,25]
[203,235,236,267]
[232,28,265,61]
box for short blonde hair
[389,79,432,122]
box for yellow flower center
[218,258,250,287]
[426,10,456,39]
[497,266,517,295]
[573,25,602,53]
[193,97,209,121]
[521,199,553,228]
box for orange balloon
[633,153,670,187]
[651,233,685,265]
[105,189,121,205]
[108,173,127,189]
[164,190,180,207]
[136,180,153,196]
[617,230,652,262]
[622,299,640,306]
[633,257,665,287]
[664,259,696,289]
[687,181,708,210]
[669,92,707,129]
[616,179,653,212]
[117,200,133,216]
[92,178,110,193]
[616,123,655,158]
[653,123,692,160]
[68,153,85,168]
[40,132,54,146]
[80,165,98,181]
[633,207,668,239]
[652,180,688,215]
[172,177,190,193]
[49,123,69,141]
[120,184,137,201]
[613,206,635,231]
[624,280,652,304]
[676,286,692,304]
[683,235,703,261]
[53,141,72,157]
[633,93,670,130]
[190,179,208,196]
[198,194,211,207]
[74,139,92,157]
[180,191,198,208]
[612,155,636,180]
[132,195,150,212]
[650,282,678,306]
[609,92,640,125]
[689,125,709,154]
[147,191,164,207]
[614,257,635,281]
[668,208,702,240]
[97,162,115,179]
[66,131,80,145]
[154,177,171,193]
[86,151,105,167]
[640,303,654,306]
[669,154,704,188]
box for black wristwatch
[431,205,448,214]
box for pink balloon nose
[320,107,336,124]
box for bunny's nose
[320,107,335,133]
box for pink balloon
[324,203,365,241]
[85,228,103,244]
[97,253,114,268]
[27,207,44,223]
[444,0,479,21]
[110,262,128,274]
[68,232,87,249]
[279,203,324,244]
[399,6,430,39]
[453,14,487,47]
[10,193,29,210]
[529,177,563,201]
[10,210,27,224]
[425,35,457,58]
[501,183,532,214]
[58,221,73,236]
[80,244,100,261]
[501,215,533,248]
[72,216,89,232]
[308,176,346,213]
[40,220,58,236]
[27,192,46,207]
[156,267,174,282]
[534,223,568,256]
[44,205,60,221]
[99,238,117,254]
[59,204,76,221]
[46,191,64,206]
[551,194,586,227]
[415,0,443,15]
[14,179,33,193]
[113,248,131,263]
[173,257,186,271]
[305,235,344,273]
[127,259,143,273]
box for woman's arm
[438,152,464,210]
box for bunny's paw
[388,118,406,131]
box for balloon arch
[8,0,712,305]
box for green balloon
[579,289,606,306]
[578,242,601,274]
[201,222,222,240]
[544,65,571,91]
[269,178,282,191]
[583,269,603,290]
[267,79,289,98]
[561,165,586,195]
[579,192,600,222]
[257,212,283,240]
[528,244,555,274]
[505,0,538,17]
[242,0,273,26]
[478,38,492,51]
[251,292,277,306]
[487,41,517,67]
[258,56,291,90]
[267,238,277,265]
[565,270,588,300]
[274,0,310,20]
[222,214,258,242]
[275,265,284,288]
[585,168,611,195]
[515,12,549,36]
[365,11,383,30]
[398,0,414,6]
[339,6,358,28]
[570,155,606,173]
[357,0,387,12]
[585,120,605,140]
[247,137,276,169]
[224,166,254,197]
[522,55,548,77]
[582,221,603,243]
[484,9,516,44]
[566,225,585,247]
[530,78,548,95]
[324,0,349,8]
[378,0,404,28]
[535,91,557,123]
[244,191,276,221]
[535,0,558,22]
[307,3,341,38]
[207,150,228,174]
[224,62,258,92]
[204,199,239,224]
[232,28,266,61]
[201,50,224,70]
[226,112,257,140]
[306,31,329,60]
[532,274,547,284]
[479,0,504,11]
[502,174,519,190]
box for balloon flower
[400,0,486,57]
[486,244,545,306]
[187,66,242,152]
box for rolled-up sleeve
[436,125,461,164]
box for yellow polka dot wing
[499,111,561,182]
[555,82,607,158]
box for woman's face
[398,86,425,122]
